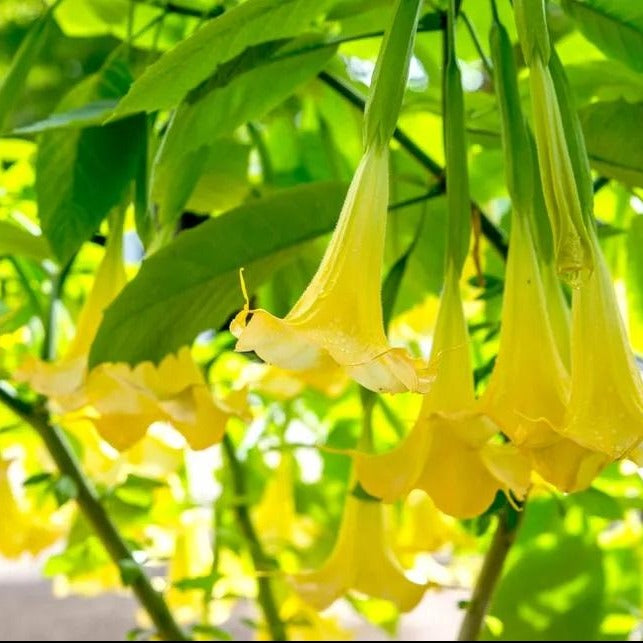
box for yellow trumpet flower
[293,494,426,612]
[253,452,315,552]
[17,222,126,411]
[561,238,643,459]
[166,508,214,623]
[0,459,61,558]
[84,347,244,452]
[481,213,608,491]
[231,145,431,395]
[18,222,242,452]
[354,273,530,518]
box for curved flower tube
[17,220,127,411]
[481,212,608,491]
[528,52,593,285]
[354,273,530,518]
[293,494,426,612]
[561,237,643,459]
[232,145,432,395]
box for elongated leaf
[153,46,335,226]
[14,99,118,135]
[37,58,145,263]
[113,0,338,117]
[0,1,59,132]
[562,0,643,72]
[580,100,643,187]
[89,181,348,366]
[0,222,51,261]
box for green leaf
[0,222,51,262]
[579,100,643,187]
[118,558,143,586]
[22,472,54,487]
[562,0,643,72]
[36,58,145,263]
[13,99,118,135]
[112,0,338,117]
[52,475,79,506]
[153,44,334,227]
[0,2,58,132]
[89,181,348,366]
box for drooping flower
[165,508,214,624]
[231,145,431,395]
[293,493,426,612]
[481,212,608,491]
[17,220,243,452]
[82,347,246,452]
[17,217,127,411]
[354,272,530,518]
[394,490,467,557]
[252,451,315,552]
[0,458,61,558]
[560,237,643,459]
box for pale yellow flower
[481,212,608,491]
[232,145,432,394]
[561,238,643,459]
[293,494,426,612]
[354,273,530,518]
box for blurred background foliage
[0,0,641,640]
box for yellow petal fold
[85,347,240,451]
[561,239,643,459]
[232,146,431,394]
[355,273,530,518]
[481,212,608,491]
[293,495,426,612]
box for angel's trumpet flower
[18,220,239,452]
[84,347,246,452]
[354,273,530,518]
[253,452,315,551]
[294,493,426,612]
[17,217,127,410]
[561,237,643,459]
[481,212,608,491]
[232,145,431,394]
[0,459,60,557]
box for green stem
[461,11,493,78]
[222,434,287,641]
[457,507,523,641]
[317,71,508,259]
[0,384,189,641]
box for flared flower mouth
[353,273,530,518]
[84,347,245,451]
[232,146,432,395]
[293,494,426,612]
